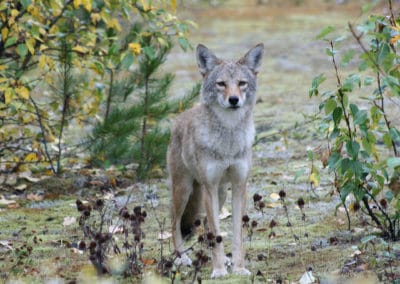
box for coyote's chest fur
[180,105,254,184]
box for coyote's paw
[232,267,251,276]
[211,267,228,278]
[174,253,192,266]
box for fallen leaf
[219,206,231,219]
[266,202,281,208]
[0,195,18,208]
[0,240,13,250]
[299,270,315,284]
[89,180,104,186]
[141,258,155,265]
[269,192,280,201]
[14,184,27,191]
[350,250,362,258]
[63,216,76,226]
[23,176,41,183]
[109,225,124,234]
[5,174,17,186]
[7,202,20,209]
[71,247,83,254]
[158,231,172,240]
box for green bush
[310,3,400,240]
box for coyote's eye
[216,81,226,88]
[238,81,248,87]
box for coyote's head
[196,43,264,110]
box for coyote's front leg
[231,181,250,275]
[204,183,228,278]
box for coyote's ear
[238,43,264,75]
[196,44,220,76]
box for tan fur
[167,43,264,278]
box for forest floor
[1,1,399,283]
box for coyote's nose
[228,96,239,106]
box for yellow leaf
[50,1,61,16]
[4,88,14,104]
[82,0,92,11]
[16,86,30,100]
[90,13,101,24]
[390,35,400,44]
[73,0,82,9]
[28,5,39,17]
[140,0,148,11]
[10,9,19,18]
[1,27,8,41]
[0,65,7,71]
[170,0,176,13]
[309,173,319,187]
[108,18,121,31]
[72,45,88,54]
[24,152,38,162]
[25,38,35,55]
[39,55,47,70]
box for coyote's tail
[181,181,203,238]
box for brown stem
[104,69,114,121]
[348,23,386,75]
[330,41,352,139]
[375,72,398,156]
[30,97,56,174]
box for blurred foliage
[0,0,195,175]
[310,1,400,240]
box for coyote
[167,43,264,278]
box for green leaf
[142,46,155,59]
[389,128,400,142]
[341,158,351,174]
[307,150,314,160]
[354,110,368,125]
[387,157,400,169]
[17,44,28,58]
[330,127,340,139]
[325,47,336,56]
[378,43,393,71]
[341,49,355,66]
[383,133,392,148]
[353,185,365,201]
[177,37,189,51]
[324,98,337,115]
[327,152,341,171]
[385,190,394,203]
[349,103,359,116]
[309,74,326,97]
[332,107,342,125]
[346,140,360,160]
[316,26,335,40]
[121,52,134,69]
[21,0,31,9]
[4,36,17,48]
[340,182,353,202]
[364,76,374,86]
